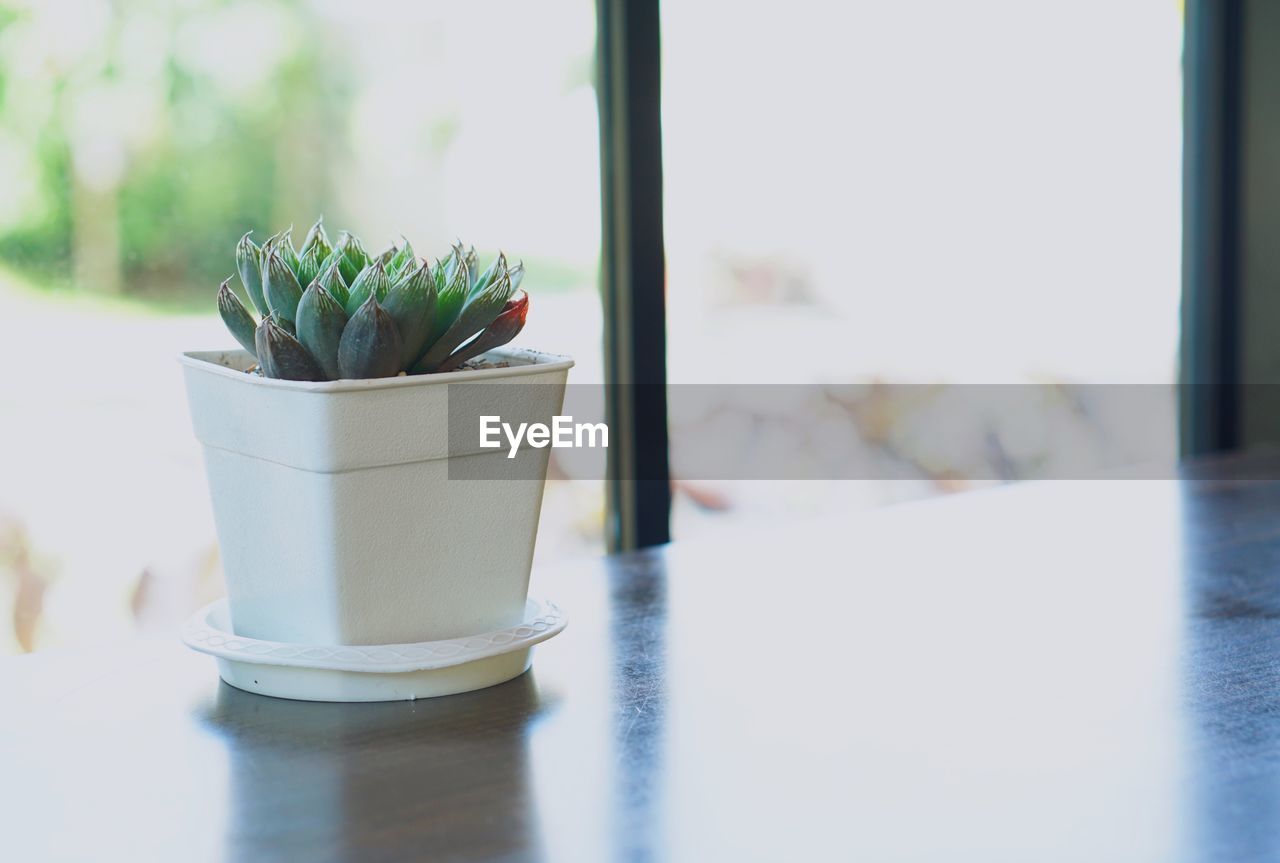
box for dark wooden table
[8,454,1280,861]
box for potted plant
[180,219,572,701]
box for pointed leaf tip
[436,291,529,372]
[263,249,304,325]
[260,316,327,381]
[300,216,332,260]
[217,278,259,358]
[236,232,268,316]
[343,258,392,316]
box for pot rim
[180,345,574,393]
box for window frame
[597,0,672,550]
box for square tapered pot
[181,347,572,645]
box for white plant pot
[181,347,572,647]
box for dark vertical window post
[597,0,672,550]
[1181,0,1242,454]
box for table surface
[7,454,1280,862]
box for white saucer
[182,598,566,702]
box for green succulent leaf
[254,319,277,377]
[388,237,415,277]
[507,260,525,294]
[374,242,398,268]
[427,247,470,347]
[235,232,268,316]
[338,294,403,379]
[233,222,530,378]
[270,311,297,336]
[296,283,348,380]
[344,260,392,317]
[217,278,258,358]
[316,260,350,308]
[273,226,301,278]
[413,268,514,373]
[297,243,326,289]
[468,252,506,301]
[384,262,437,368]
[263,249,305,326]
[319,247,346,287]
[464,245,479,290]
[443,243,463,282]
[395,254,422,283]
[334,231,369,284]
[258,316,327,381]
[437,291,529,372]
[300,217,332,260]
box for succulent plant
[217,218,530,381]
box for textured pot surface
[182,347,572,645]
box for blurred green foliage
[0,0,596,312]
[0,0,346,310]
